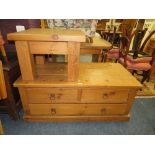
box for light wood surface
[24,114,130,122]
[0,34,7,57]
[9,28,141,122]
[68,42,80,81]
[7,28,86,42]
[81,37,112,50]
[81,37,112,62]
[14,62,141,121]
[29,103,127,116]
[15,41,36,80]
[14,63,142,88]
[29,42,68,55]
[8,28,84,82]
[0,61,7,100]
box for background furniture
[0,60,7,100]
[118,31,152,83]
[0,53,21,120]
[0,60,6,135]
[8,28,142,122]
[0,33,7,57]
[81,37,112,62]
[143,37,155,80]
[0,19,40,53]
[0,120,3,134]
[119,19,138,37]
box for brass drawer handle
[102,92,116,98]
[49,94,55,100]
[49,93,63,101]
[101,108,106,114]
[51,108,56,115]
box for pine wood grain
[15,41,36,80]
[29,103,127,116]
[14,63,142,89]
[0,61,7,100]
[24,114,130,122]
[7,28,86,42]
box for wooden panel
[7,28,86,42]
[0,61,7,100]
[24,114,130,122]
[80,48,101,54]
[14,63,142,89]
[81,89,129,103]
[18,87,30,115]
[81,37,112,50]
[15,41,36,80]
[29,103,127,116]
[68,42,80,81]
[125,89,137,114]
[26,88,78,103]
[29,42,68,54]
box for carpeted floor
[0,98,155,135]
[136,73,155,96]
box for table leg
[68,42,80,81]
[15,41,36,80]
[98,50,103,62]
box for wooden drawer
[81,89,129,103]
[29,42,68,55]
[26,88,78,103]
[29,103,127,116]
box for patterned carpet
[136,73,155,96]
[0,98,155,135]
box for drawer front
[29,104,127,116]
[29,42,68,54]
[26,88,78,103]
[81,89,129,103]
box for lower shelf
[24,114,130,122]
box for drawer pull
[101,108,106,114]
[49,94,55,100]
[102,92,116,98]
[51,108,56,115]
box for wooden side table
[8,28,142,122]
[8,28,85,82]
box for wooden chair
[0,32,7,57]
[0,60,7,135]
[104,28,148,62]
[0,60,7,100]
[129,28,148,58]
[103,26,121,62]
[118,30,153,83]
[133,30,155,82]
[119,19,138,37]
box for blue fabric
[0,98,155,135]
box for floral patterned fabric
[47,19,98,38]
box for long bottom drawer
[29,104,127,116]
